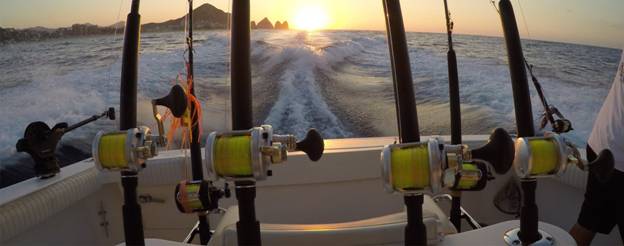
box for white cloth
[588,51,624,171]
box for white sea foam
[0,30,620,171]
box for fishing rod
[230,1,261,245]
[205,2,325,246]
[442,0,463,231]
[381,2,516,245]
[92,1,189,244]
[185,0,212,244]
[497,0,547,243]
[503,0,571,134]
[118,1,146,244]
[383,0,426,244]
[172,2,235,245]
[497,0,614,245]
[524,59,572,133]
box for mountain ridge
[1,3,288,44]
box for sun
[292,5,330,31]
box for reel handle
[153,85,188,118]
[295,129,324,161]
[65,108,116,133]
[588,149,614,183]
[470,128,514,174]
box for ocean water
[0,30,621,187]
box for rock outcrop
[255,18,274,29]
[275,21,289,30]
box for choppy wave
[0,30,621,187]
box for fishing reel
[92,127,158,172]
[174,180,231,214]
[513,132,614,181]
[381,128,515,194]
[204,125,324,181]
[16,108,116,178]
[93,86,188,172]
[539,106,572,134]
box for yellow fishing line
[214,136,253,177]
[184,183,203,210]
[529,139,558,175]
[457,163,480,189]
[98,133,128,169]
[391,145,430,190]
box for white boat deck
[0,136,620,245]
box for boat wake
[0,30,620,188]
[252,32,354,138]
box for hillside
[1,3,290,44]
[1,3,228,43]
[142,3,230,32]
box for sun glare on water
[292,6,330,31]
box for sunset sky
[1,0,622,48]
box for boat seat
[208,194,456,246]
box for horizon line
[2,24,621,50]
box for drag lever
[153,85,188,117]
[151,85,188,145]
[469,128,515,174]
[295,129,324,161]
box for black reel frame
[16,108,115,178]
